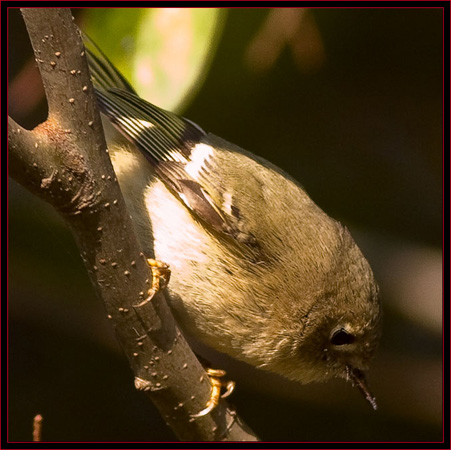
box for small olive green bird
[84,35,381,411]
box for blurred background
[8,7,443,442]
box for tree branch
[9,7,258,442]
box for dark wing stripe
[96,89,206,166]
[110,89,205,155]
[113,90,188,137]
[96,90,179,163]
[98,91,173,160]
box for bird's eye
[331,328,355,346]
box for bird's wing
[84,35,257,247]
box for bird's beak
[347,366,377,410]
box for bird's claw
[191,368,235,418]
[134,258,170,307]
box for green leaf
[82,8,225,112]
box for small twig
[32,414,43,442]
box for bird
[83,34,382,414]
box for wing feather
[84,35,257,247]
